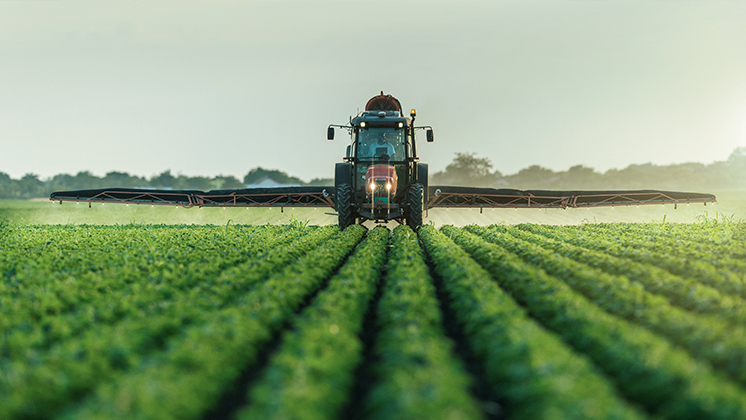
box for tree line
[432,147,746,192]
[2,147,744,199]
[0,168,332,200]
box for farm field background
[0,190,743,227]
[2,220,746,419]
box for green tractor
[328,92,433,229]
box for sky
[1,0,745,182]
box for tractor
[327,92,433,228]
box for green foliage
[288,214,310,230]
[431,147,746,190]
[420,225,648,420]
[431,152,502,187]
[443,226,746,420]
[486,224,746,326]
[210,174,245,190]
[0,224,337,419]
[523,223,746,299]
[60,225,366,420]
[696,210,739,225]
[503,164,558,188]
[243,167,306,186]
[467,225,746,386]
[3,221,746,419]
[237,226,389,420]
[0,166,332,199]
[365,225,482,420]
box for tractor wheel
[406,183,423,229]
[336,184,354,229]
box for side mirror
[346,145,351,158]
[426,129,434,142]
[327,126,335,140]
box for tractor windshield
[356,128,406,161]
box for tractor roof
[351,111,410,127]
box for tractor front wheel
[336,184,354,229]
[406,183,423,228]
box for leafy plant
[288,214,310,230]
[238,227,388,420]
[420,225,648,420]
[443,226,746,420]
[364,225,482,420]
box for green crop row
[364,225,482,420]
[0,225,332,368]
[571,223,746,275]
[443,226,746,420]
[467,225,746,386]
[0,225,348,419]
[573,221,746,262]
[419,226,648,420]
[523,224,746,300]
[236,226,389,420]
[3,221,745,419]
[56,225,366,420]
[0,225,311,354]
[483,224,746,326]
[560,222,746,278]
[0,224,289,288]
[0,224,289,323]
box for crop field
[2,220,746,419]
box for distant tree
[719,148,746,188]
[175,175,212,191]
[553,165,602,189]
[504,165,557,189]
[661,163,712,190]
[604,163,662,189]
[728,147,746,175]
[0,172,18,199]
[48,174,76,193]
[102,171,145,188]
[150,170,176,189]
[243,167,304,185]
[729,147,746,163]
[431,153,502,187]
[18,173,44,198]
[73,171,101,190]
[211,175,244,190]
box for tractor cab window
[356,127,405,161]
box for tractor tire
[336,184,354,230]
[406,183,424,229]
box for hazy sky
[1,1,745,182]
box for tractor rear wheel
[406,183,423,228]
[336,184,354,229]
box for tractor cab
[351,112,409,218]
[328,92,433,228]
